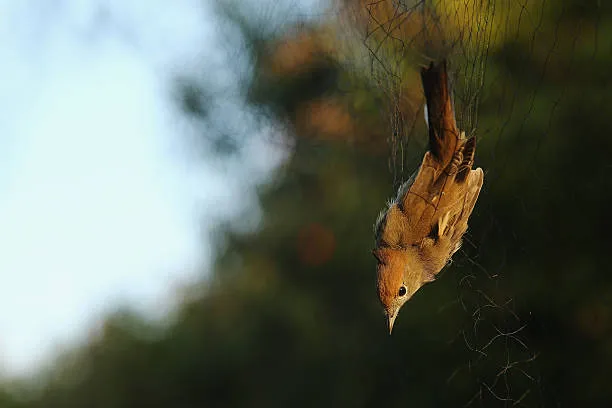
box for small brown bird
[373,60,484,334]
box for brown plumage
[373,60,484,334]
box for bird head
[373,246,431,334]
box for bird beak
[386,309,398,335]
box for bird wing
[376,59,483,254]
[401,59,483,245]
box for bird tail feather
[420,60,461,168]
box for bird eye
[398,286,407,297]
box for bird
[373,59,484,334]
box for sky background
[0,0,319,377]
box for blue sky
[0,0,314,377]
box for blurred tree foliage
[3,0,612,407]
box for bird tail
[420,59,461,168]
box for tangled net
[338,0,544,405]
